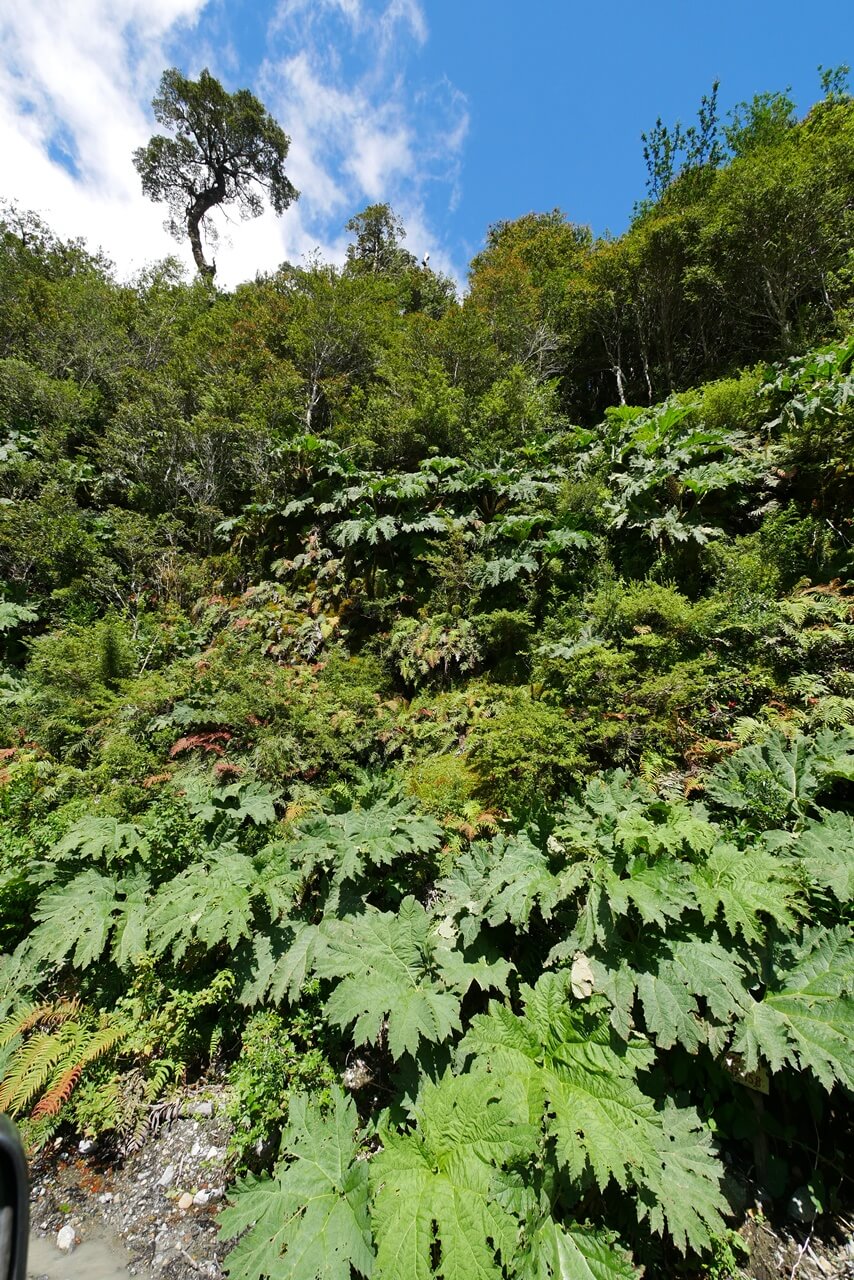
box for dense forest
[1,69,854,1280]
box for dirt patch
[740,1212,854,1280]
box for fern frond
[0,1029,68,1113]
[31,1063,83,1117]
[0,1002,46,1048]
[0,1003,128,1121]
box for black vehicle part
[0,1115,28,1280]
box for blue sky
[1,0,852,286]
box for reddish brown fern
[32,1064,83,1118]
[169,731,232,758]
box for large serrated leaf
[732,925,854,1090]
[526,1218,639,1279]
[371,1073,535,1280]
[691,843,800,944]
[28,869,151,970]
[706,729,854,820]
[148,851,259,961]
[221,1088,373,1280]
[316,898,465,1060]
[462,973,725,1254]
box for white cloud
[263,0,469,275]
[0,0,206,274]
[0,0,468,287]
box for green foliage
[371,1071,534,1279]
[220,1088,373,1280]
[706,728,854,824]
[317,896,510,1060]
[463,973,727,1253]
[26,867,150,971]
[731,925,854,1091]
[226,1003,335,1164]
[469,691,584,811]
[4,86,854,1276]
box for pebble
[206,1146,219,1161]
[158,1165,175,1188]
[193,1190,210,1206]
[177,1192,194,1211]
[56,1223,78,1252]
[78,1138,95,1154]
[191,1142,201,1157]
[194,1101,214,1118]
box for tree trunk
[187,211,215,278]
[186,184,224,279]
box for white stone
[193,1190,209,1206]
[206,1146,219,1161]
[56,1223,77,1252]
[78,1138,94,1154]
[158,1165,176,1187]
[191,1142,201,1157]
[177,1192,194,1211]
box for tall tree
[344,203,416,276]
[133,68,298,280]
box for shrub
[225,1002,335,1167]
[468,690,584,811]
[406,752,480,819]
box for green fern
[0,1000,128,1139]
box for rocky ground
[27,1087,232,1280]
[740,1213,854,1280]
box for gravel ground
[27,1088,233,1280]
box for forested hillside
[1,78,854,1279]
